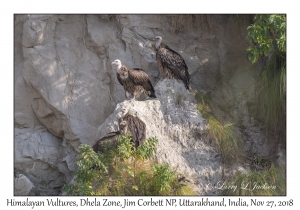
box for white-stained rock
[95,79,222,195]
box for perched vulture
[92,120,128,153]
[92,109,146,152]
[153,36,190,90]
[111,59,156,101]
[118,110,146,148]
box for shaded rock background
[14,173,36,196]
[14,14,276,195]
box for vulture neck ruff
[116,64,122,73]
[118,66,129,80]
[155,39,162,49]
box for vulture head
[153,36,162,49]
[111,59,122,69]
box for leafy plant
[63,134,196,196]
[246,15,286,64]
[151,164,177,194]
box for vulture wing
[157,44,190,89]
[117,72,123,86]
[121,114,146,147]
[92,131,120,152]
[128,68,156,97]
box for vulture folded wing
[132,117,146,146]
[117,73,123,86]
[128,68,155,93]
[159,45,189,82]
[92,131,120,152]
[122,114,146,147]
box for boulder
[95,79,223,195]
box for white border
[3,1,299,209]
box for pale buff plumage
[112,59,156,101]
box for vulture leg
[125,91,132,100]
[130,95,136,102]
[130,91,138,102]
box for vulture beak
[111,61,115,65]
[153,36,161,42]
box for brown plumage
[112,59,156,101]
[92,111,146,153]
[153,36,190,90]
[92,120,128,153]
[118,112,146,147]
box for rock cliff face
[14,14,268,195]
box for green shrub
[63,134,196,196]
[246,15,286,63]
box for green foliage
[151,164,176,194]
[247,15,286,64]
[115,134,135,161]
[195,91,243,162]
[247,15,286,143]
[222,166,286,196]
[135,137,158,160]
[62,144,108,196]
[63,135,195,196]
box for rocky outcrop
[14,14,272,195]
[96,79,222,195]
